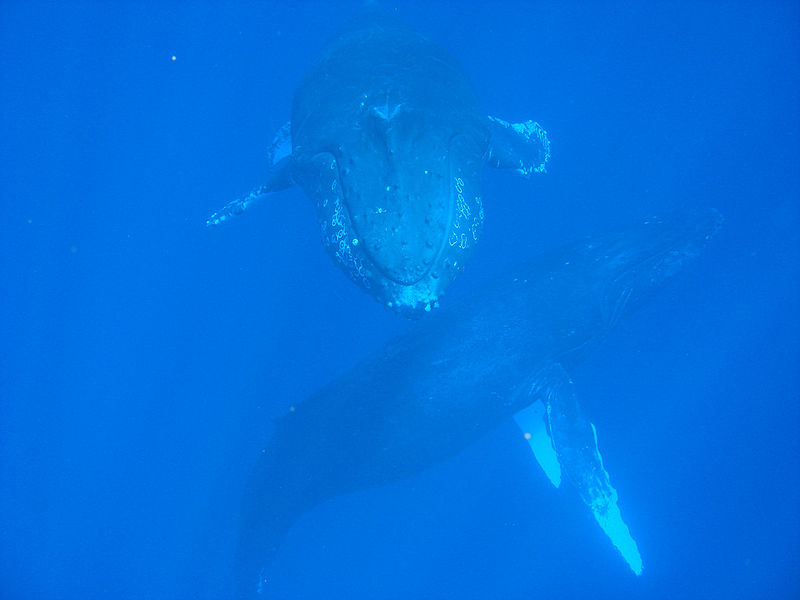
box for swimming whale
[207,8,550,316]
[236,208,722,597]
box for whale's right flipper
[514,362,643,576]
[206,122,294,226]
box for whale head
[591,208,724,329]
[290,13,488,316]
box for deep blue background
[1,1,798,598]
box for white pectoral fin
[517,362,644,576]
[584,423,644,576]
[486,115,551,177]
[514,400,562,488]
[267,121,292,165]
[206,122,295,228]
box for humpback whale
[236,208,722,597]
[207,8,550,315]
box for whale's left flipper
[486,116,551,177]
[514,362,644,576]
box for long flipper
[206,122,294,227]
[486,116,551,177]
[514,362,644,576]
[514,397,562,488]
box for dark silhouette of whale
[236,208,722,597]
[207,8,550,316]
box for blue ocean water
[1,1,798,598]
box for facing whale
[235,208,722,597]
[207,8,550,316]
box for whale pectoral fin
[514,362,644,576]
[514,399,562,488]
[267,121,292,166]
[486,115,550,178]
[206,121,295,227]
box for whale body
[236,208,722,597]
[208,8,550,315]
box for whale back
[235,208,722,597]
